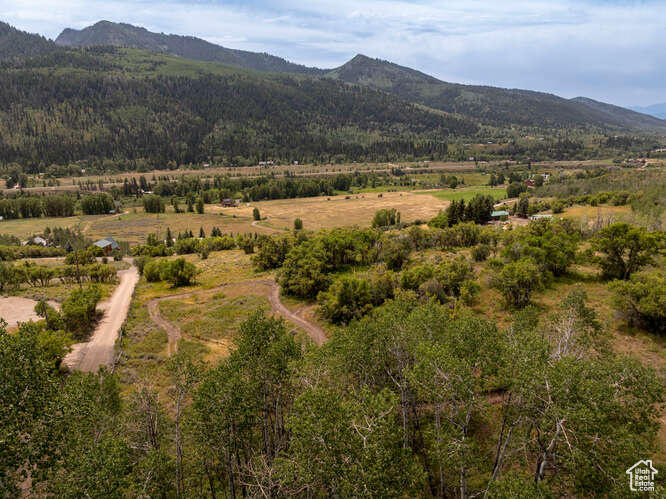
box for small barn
[221,199,237,207]
[491,210,510,220]
[93,236,119,255]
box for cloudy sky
[2,0,664,107]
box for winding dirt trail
[251,219,286,234]
[147,279,327,355]
[63,265,140,372]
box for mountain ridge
[325,54,666,130]
[55,20,327,75]
[1,20,664,132]
[0,21,58,60]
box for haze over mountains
[630,103,666,120]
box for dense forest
[0,47,470,169]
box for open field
[13,160,485,191]
[416,186,507,201]
[86,190,451,242]
[217,191,449,231]
[0,188,493,245]
[86,209,261,244]
[559,204,632,219]
[0,214,105,240]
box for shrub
[460,280,481,305]
[80,193,114,215]
[142,195,165,214]
[401,264,434,291]
[318,276,374,324]
[0,262,24,291]
[236,235,255,254]
[87,263,117,283]
[294,218,303,230]
[253,207,261,221]
[551,200,565,214]
[427,211,448,229]
[372,208,400,228]
[135,256,152,275]
[61,284,102,339]
[592,223,663,280]
[472,244,491,262]
[201,236,236,252]
[175,238,201,255]
[143,259,168,282]
[377,235,409,271]
[491,258,545,308]
[611,271,666,334]
[161,258,197,287]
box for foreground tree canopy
[1,284,662,497]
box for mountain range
[50,20,666,131]
[0,19,664,170]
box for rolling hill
[55,20,326,75]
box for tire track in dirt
[147,279,327,355]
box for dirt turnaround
[147,279,327,355]
[0,296,59,327]
[63,266,140,372]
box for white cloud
[1,0,664,105]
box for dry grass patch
[86,209,261,244]
[221,191,448,231]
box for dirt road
[251,219,287,233]
[147,279,327,354]
[63,266,140,372]
[267,283,327,346]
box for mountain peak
[55,20,326,75]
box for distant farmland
[417,186,507,201]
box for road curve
[251,219,287,234]
[147,279,327,354]
[63,266,140,372]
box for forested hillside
[0,19,665,173]
[49,21,666,132]
[0,22,57,60]
[326,55,666,130]
[56,20,326,75]
[0,46,474,168]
